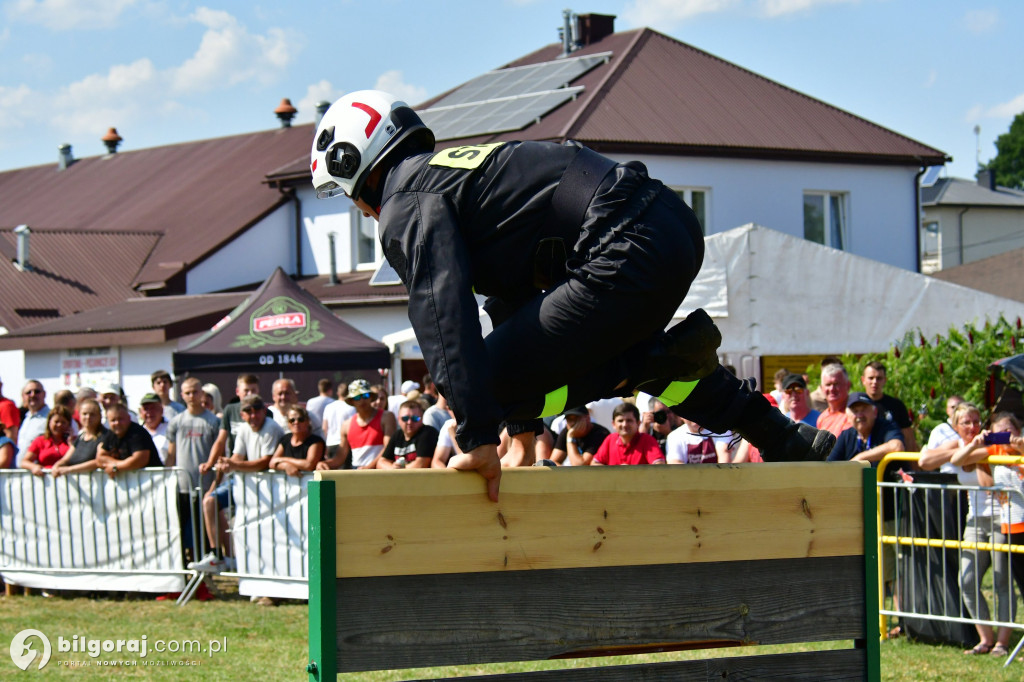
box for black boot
[661,366,835,461]
[733,399,836,462]
[626,308,722,389]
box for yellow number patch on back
[428,143,504,170]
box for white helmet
[310,90,434,201]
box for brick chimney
[575,13,615,46]
[976,168,996,191]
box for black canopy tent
[173,267,390,378]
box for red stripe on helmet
[351,102,382,139]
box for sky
[0,0,1020,180]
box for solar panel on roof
[921,165,943,187]
[369,259,403,287]
[421,88,583,141]
[431,52,610,108]
[421,51,611,140]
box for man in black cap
[782,374,820,427]
[549,405,610,466]
[827,392,904,464]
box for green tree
[986,112,1024,189]
[806,316,1023,446]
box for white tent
[382,224,1024,387]
[679,223,1024,357]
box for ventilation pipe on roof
[327,232,338,286]
[275,98,298,128]
[13,224,32,272]
[315,101,331,128]
[102,127,123,154]
[559,9,576,57]
[57,143,74,170]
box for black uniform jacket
[377,140,654,452]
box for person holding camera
[640,397,681,454]
[549,405,610,466]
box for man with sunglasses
[16,380,49,465]
[782,374,820,427]
[377,400,437,469]
[319,380,397,470]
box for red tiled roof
[418,29,947,166]
[0,229,161,330]
[0,124,315,293]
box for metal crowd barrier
[194,470,311,602]
[878,453,1024,667]
[2,467,314,605]
[0,468,204,600]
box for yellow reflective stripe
[429,143,504,170]
[539,386,569,418]
[658,380,699,407]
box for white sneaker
[222,557,237,572]
[187,552,224,572]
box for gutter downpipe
[279,187,302,277]
[914,164,925,273]
[957,206,969,266]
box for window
[803,191,847,249]
[920,221,941,274]
[673,188,709,234]
[350,206,379,270]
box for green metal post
[862,465,881,681]
[308,479,337,681]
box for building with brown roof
[0,12,948,403]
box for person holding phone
[949,406,1016,656]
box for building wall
[22,343,177,410]
[924,205,1024,270]
[186,203,294,293]
[630,155,920,270]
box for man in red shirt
[816,363,852,437]
[592,403,665,466]
[0,377,20,442]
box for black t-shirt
[380,426,439,462]
[555,423,611,456]
[277,433,325,460]
[66,427,108,465]
[874,394,912,430]
[100,422,162,468]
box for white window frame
[349,206,380,271]
[671,187,710,234]
[802,191,848,250]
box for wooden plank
[416,648,867,681]
[317,462,867,578]
[334,556,864,672]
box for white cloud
[51,58,160,135]
[963,8,998,35]
[757,0,858,18]
[170,7,299,94]
[965,94,1024,122]
[622,0,857,27]
[923,69,936,89]
[5,0,139,30]
[374,71,429,106]
[622,0,739,27]
[296,79,342,124]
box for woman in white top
[949,405,1012,656]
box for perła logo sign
[10,629,52,671]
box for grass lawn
[1,580,1021,680]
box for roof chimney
[13,224,32,272]
[275,98,298,128]
[101,127,123,154]
[57,143,74,170]
[976,168,996,191]
[575,13,616,46]
[315,100,331,128]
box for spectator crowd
[4,358,1024,645]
